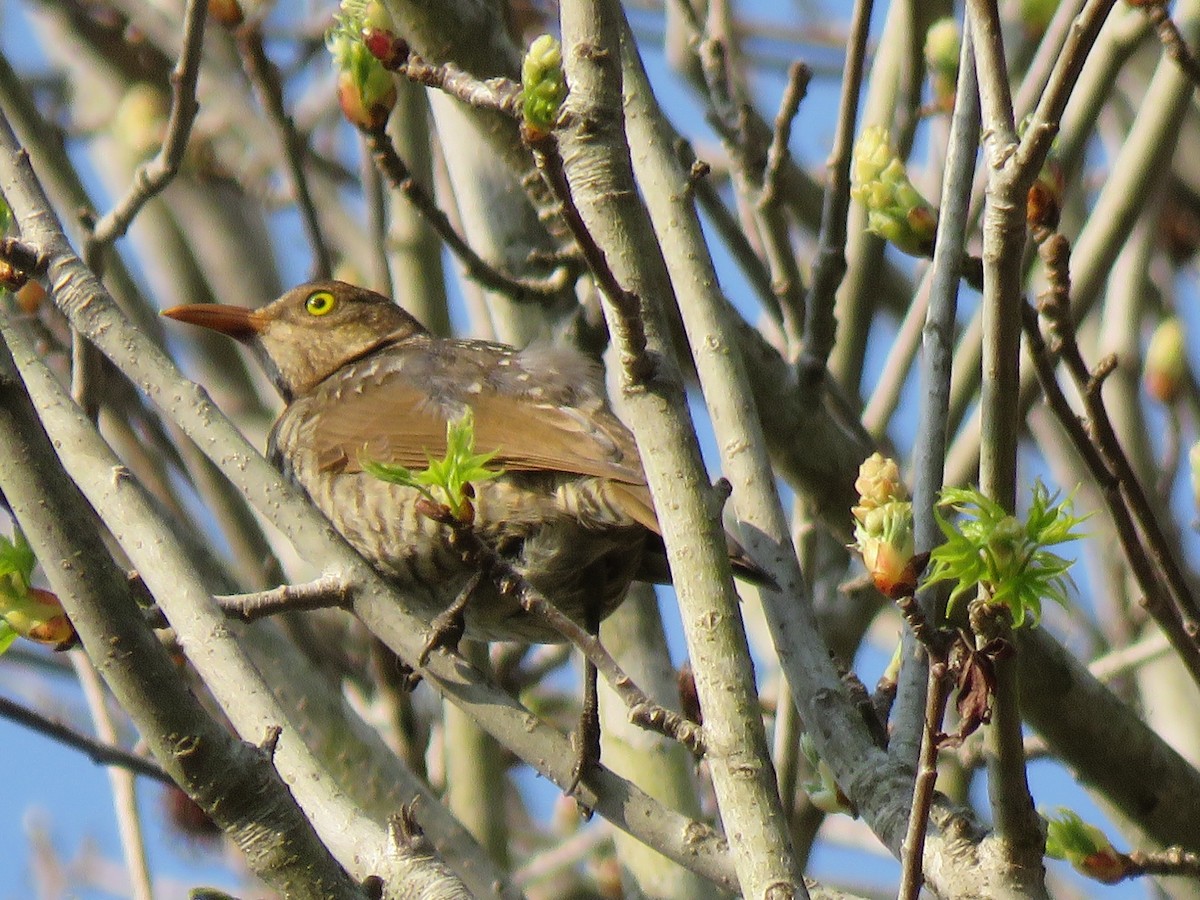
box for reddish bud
[3,587,77,650]
[1027,176,1062,230]
[336,68,397,131]
[362,29,407,68]
[207,0,244,27]
[16,281,47,314]
[1080,848,1132,884]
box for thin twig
[511,825,613,888]
[760,61,810,207]
[0,693,174,785]
[362,123,573,301]
[955,733,1049,770]
[496,643,571,694]
[71,651,154,900]
[235,22,332,278]
[1014,0,1119,180]
[142,574,354,629]
[700,38,809,349]
[889,16,981,771]
[1020,305,1171,614]
[755,62,811,353]
[1131,1,1200,95]
[360,131,393,297]
[1124,846,1200,879]
[860,276,930,439]
[1088,630,1172,682]
[393,53,523,117]
[512,580,705,755]
[84,0,208,260]
[1026,238,1200,682]
[63,0,206,423]
[528,134,653,382]
[897,663,951,900]
[755,183,807,353]
[418,501,707,758]
[772,675,801,820]
[1038,236,1200,633]
[965,5,1047,877]
[798,0,874,382]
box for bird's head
[162,280,428,400]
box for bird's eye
[304,290,337,316]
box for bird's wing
[310,372,648,487]
[308,370,779,587]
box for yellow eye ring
[304,290,337,316]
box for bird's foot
[565,730,599,820]
[418,572,480,665]
[419,603,467,666]
[564,658,600,815]
[396,660,422,692]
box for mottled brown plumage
[164,280,767,643]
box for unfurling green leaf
[522,35,567,135]
[923,482,1086,625]
[362,409,503,521]
[1044,807,1129,883]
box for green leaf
[924,482,1086,625]
[359,456,418,486]
[0,621,16,655]
[361,409,503,520]
[0,528,35,592]
[1044,807,1110,861]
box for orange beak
[161,304,266,340]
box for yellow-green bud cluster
[852,451,907,519]
[327,1,397,129]
[113,84,168,161]
[924,18,960,106]
[522,35,567,135]
[363,0,393,32]
[851,453,916,598]
[1144,316,1188,404]
[850,126,938,257]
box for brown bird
[163,280,771,645]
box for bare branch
[85,0,208,259]
[0,692,174,786]
[799,0,874,380]
[363,123,573,302]
[235,21,332,278]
